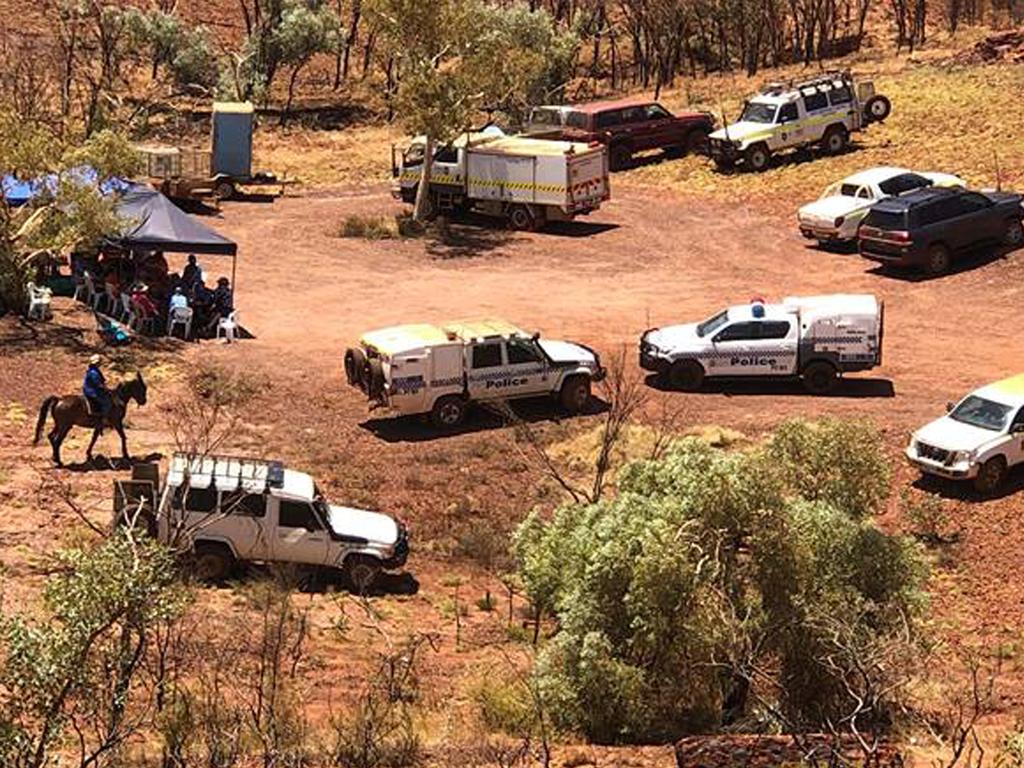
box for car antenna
[718,99,730,144]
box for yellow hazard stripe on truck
[399,171,570,193]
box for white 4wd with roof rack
[906,374,1024,495]
[798,166,965,245]
[708,71,891,172]
[639,295,883,394]
[344,319,605,427]
[114,453,409,589]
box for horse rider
[83,354,112,422]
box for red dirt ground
[3,183,1024,763]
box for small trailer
[136,102,286,203]
[392,129,610,230]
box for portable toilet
[211,101,254,178]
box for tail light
[887,230,913,243]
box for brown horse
[33,373,148,466]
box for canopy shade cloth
[114,186,237,256]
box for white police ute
[639,295,883,394]
[344,318,605,428]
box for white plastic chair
[119,293,133,323]
[26,282,52,320]
[128,296,157,336]
[103,284,118,316]
[82,273,102,310]
[167,305,193,340]
[216,310,238,343]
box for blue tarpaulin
[1,167,131,206]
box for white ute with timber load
[344,319,605,427]
[113,454,409,590]
[392,128,610,230]
[639,295,884,394]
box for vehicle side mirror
[945,401,955,413]
[532,332,540,342]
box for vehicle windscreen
[697,310,729,337]
[949,395,1013,432]
[739,102,778,123]
[403,143,425,167]
[312,484,331,519]
[863,208,908,230]
[563,110,587,129]
[878,173,931,196]
[529,108,565,128]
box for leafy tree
[226,0,343,107]
[0,114,138,313]
[514,419,926,744]
[0,532,187,767]
[368,0,577,220]
[126,9,219,92]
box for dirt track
[3,184,1024,755]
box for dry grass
[255,123,400,188]
[625,57,1024,212]
[338,212,425,239]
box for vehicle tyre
[864,94,892,123]
[193,542,235,583]
[821,126,849,155]
[344,347,366,388]
[115,505,157,537]
[506,204,536,231]
[559,375,592,414]
[667,359,705,391]
[430,395,466,428]
[685,128,711,155]
[743,143,771,172]
[215,180,236,201]
[924,244,952,276]
[345,554,382,594]
[801,360,839,394]
[363,357,386,400]
[610,143,633,171]
[973,456,1007,496]
[1001,218,1024,248]
[713,156,735,172]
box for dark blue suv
[858,187,1024,275]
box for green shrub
[514,419,926,744]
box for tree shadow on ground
[644,373,896,398]
[912,465,1024,502]
[360,395,609,444]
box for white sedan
[797,166,964,245]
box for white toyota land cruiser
[708,71,890,172]
[114,453,409,589]
[640,295,883,394]
[344,318,605,427]
[906,374,1024,495]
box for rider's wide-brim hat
[89,354,101,365]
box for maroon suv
[525,99,715,170]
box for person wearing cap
[82,354,111,418]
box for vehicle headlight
[834,216,845,227]
[950,450,974,465]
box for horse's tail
[33,396,58,445]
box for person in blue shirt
[82,354,111,418]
